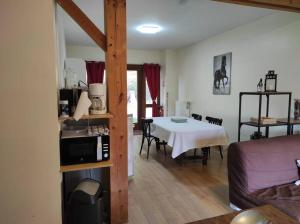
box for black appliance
[59,88,83,116]
[60,135,110,165]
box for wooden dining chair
[139,118,167,159]
[191,113,202,121]
[205,116,223,159]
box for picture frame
[213,52,232,95]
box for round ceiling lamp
[136,24,162,34]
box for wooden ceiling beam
[213,0,300,13]
[56,0,107,51]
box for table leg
[155,138,160,151]
[180,153,185,166]
[202,148,208,165]
[174,153,185,166]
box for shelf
[58,113,113,123]
[60,160,113,173]
[278,118,300,124]
[241,121,288,127]
[240,91,291,96]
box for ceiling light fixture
[136,24,162,34]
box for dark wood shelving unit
[58,113,113,123]
[240,121,288,127]
[238,91,292,141]
[60,160,113,173]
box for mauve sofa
[228,134,300,221]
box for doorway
[127,70,138,124]
[127,64,145,130]
[127,64,160,130]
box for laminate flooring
[128,135,232,224]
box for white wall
[163,50,179,116]
[67,45,163,64]
[56,5,67,88]
[177,12,300,142]
[0,1,61,224]
[66,45,179,115]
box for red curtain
[144,63,160,117]
[86,61,105,84]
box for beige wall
[0,1,61,224]
[67,45,164,64]
[177,12,300,142]
[161,50,179,116]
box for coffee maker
[89,84,107,114]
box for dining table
[151,117,229,164]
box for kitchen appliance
[60,88,83,116]
[60,134,110,165]
[59,100,69,118]
[89,84,106,114]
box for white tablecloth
[151,117,229,158]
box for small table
[186,205,298,224]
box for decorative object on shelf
[89,83,107,115]
[250,117,277,125]
[264,70,277,92]
[213,52,232,95]
[59,100,69,118]
[294,99,300,120]
[230,210,270,224]
[250,131,265,140]
[257,78,263,92]
[73,91,91,121]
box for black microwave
[60,135,110,165]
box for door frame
[127,64,160,130]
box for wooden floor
[128,135,232,224]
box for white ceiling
[61,0,275,50]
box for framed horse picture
[213,52,232,95]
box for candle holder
[264,70,277,92]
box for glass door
[127,64,160,129]
[127,70,138,124]
[127,65,144,130]
[145,78,160,118]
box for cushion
[251,183,300,221]
[229,135,300,193]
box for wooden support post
[57,0,107,51]
[104,0,128,223]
